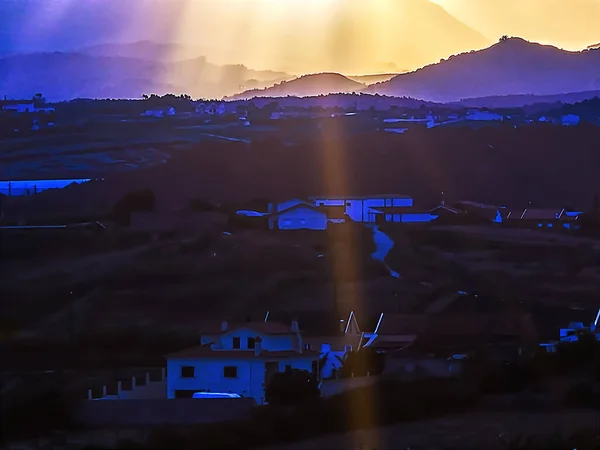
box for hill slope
[228,73,366,100]
[0,51,291,101]
[367,38,600,102]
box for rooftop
[309,194,412,200]
[202,321,298,336]
[167,345,320,360]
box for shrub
[341,347,386,377]
[264,369,320,406]
[189,198,215,212]
[113,189,156,225]
[564,382,596,408]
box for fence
[87,368,166,400]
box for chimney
[254,336,263,356]
[291,320,299,333]
[221,321,228,332]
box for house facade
[268,202,329,230]
[310,195,413,223]
[166,321,320,404]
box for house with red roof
[166,320,320,404]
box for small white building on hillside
[269,202,328,230]
[166,321,320,404]
[561,114,580,126]
[465,111,504,122]
[310,195,413,223]
[1,101,35,113]
[143,106,176,118]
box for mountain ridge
[366,37,600,102]
[226,73,365,100]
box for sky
[1,0,599,74]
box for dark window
[181,366,195,378]
[232,337,241,349]
[224,366,238,378]
[247,337,256,349]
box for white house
[465,110,504,122]
[166,321,320,404]
[369,204,459,224]
[1,101,35,113]
[310,195,413,223]
[561,114,580,126]
[268,201,329,230]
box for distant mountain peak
[366,37,600,103]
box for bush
[113,189,156,225]
[264,369,320,406]
[189,198,215,212]
[3,388,78,442]
[341,347,386,377]
[479,362,531,394]
[564,382,597,408]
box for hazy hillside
[347,74,402,85]
[458,89,600,109]
[78,41,210,62]
[227,73,365,100]
[0,50,291,101]
[367,38,600,102]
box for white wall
[3,103,35,113]
[167,358,265,403]
[313,197,413,223]
[402,213,438,223]
[167,356,317,404]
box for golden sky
[4,0,600,74]
[172,0,600,74]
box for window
[247,337,256,349]
[232,337,241,349]
[224,366,238,378]
[181,366,195,378]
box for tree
[264,369,320,406]
[499,35,509,42]
[112,189,156,226]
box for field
[2,221,600,363]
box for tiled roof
[309,194,412,200]
[167,345,320,360]
[269,203,324,218]
[199,321,296,336]
[303,334,362,352]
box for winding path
[370,225,400,279]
